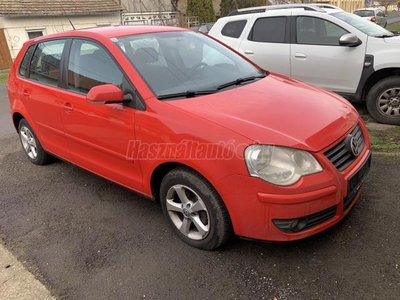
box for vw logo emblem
[345,134,360,157]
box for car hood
[166,74,359,152]
[384,35,400,44]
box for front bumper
[214,139,371,242]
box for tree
[378,0,398,13]
[187,0,216,23]
[220,0,266,17]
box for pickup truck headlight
[244,145,322,186]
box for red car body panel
[7,26,372,242]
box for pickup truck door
[238,11,291,76]
[290,13,367,94]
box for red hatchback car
[8,26,371,249]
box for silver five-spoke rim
[20,126,38,159]
[166,184,210,240]
[378,87,400,117]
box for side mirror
[339,33,362,47]
[86,84,129,104]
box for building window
[27,31,44,39]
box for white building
[0,0,124,69]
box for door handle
[244,50,254,55]
[295,53,307,59]
[63,102,74,112]
[22,90,30,98]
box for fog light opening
[273,217,308,233]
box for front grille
[303,206,337,230]
[324,124,365,171]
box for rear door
[290,13,367,93]
[238,10,291,76]
[19,39,70,160]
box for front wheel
[160,167,232,250]
[366,77,400,125]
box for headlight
[244,145,322,186]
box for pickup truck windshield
[333,12,394,37]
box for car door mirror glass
[86,84,126,104]
[339,33,361,47]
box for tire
[160,167,233,250]
[18,119,51,165]
[366,77,400,125]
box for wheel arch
[12,112,25,132]
[150,162,219,203]
[361,68,400,101]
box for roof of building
[0,0,124,16]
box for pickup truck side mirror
[339,33,362,47]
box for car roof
[227,3,343,16]
[29,25,186,43]
[354,8,379,11]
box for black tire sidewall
[160,168,230,250]
[18,119,48,165]
[366,77,400,125]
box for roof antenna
[58,0,76,30]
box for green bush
[220,0,265,17]
[187,0,216,23]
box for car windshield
[113,31,265,99]
[354,10,375,17]
[332,12,394,37]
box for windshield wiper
[157,89,217,100]
[374,34,395,38]
[157,73,267,100]
[217,74,266,90]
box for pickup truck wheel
[18,119,51,165]
[160,167,232,250]
[366,77,400,125]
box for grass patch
[368,126,400,152]
[387,22,400,32]
[0,69,9,84]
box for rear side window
[354,10,374,17]
[248,17,286,43]
[29,39,66,87]
[19,45,35,77]
[67,39,123,94]
[221,20,247,38]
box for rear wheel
[160,167,232,250]
[18,119,51,165]
[366,77,400,125]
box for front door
[59,38,143,191]
[290,16,366,94]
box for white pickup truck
[209,4,400,125]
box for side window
[248,17,286,43]
[19,45,35,77]
[67,39,123,94]
[296,17,348,46]
[221,20,247,38]
[29,39,66,87]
